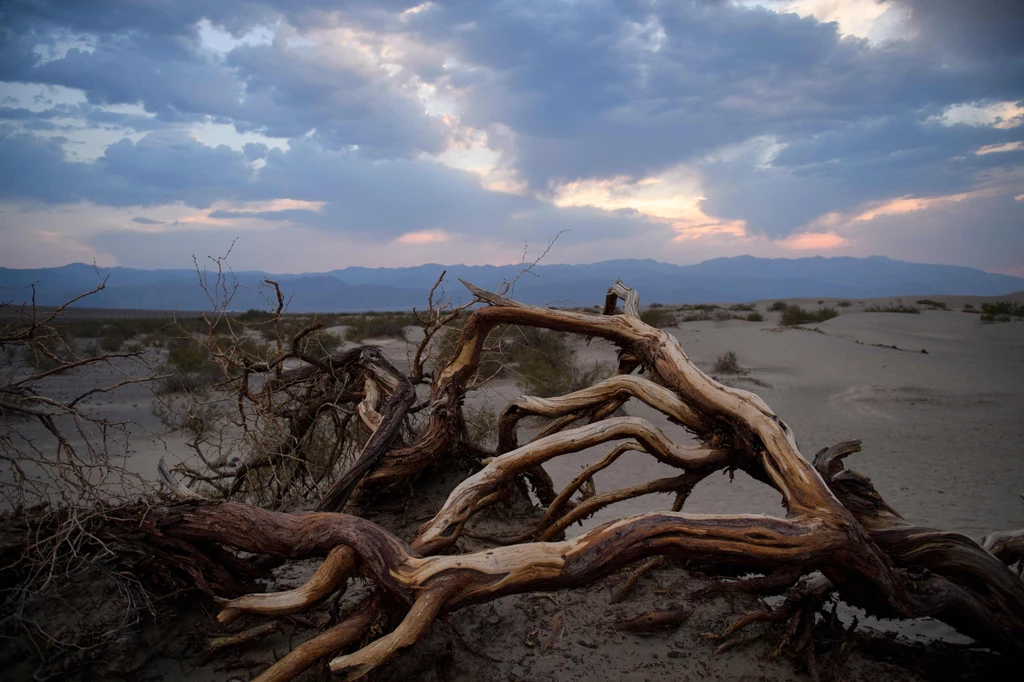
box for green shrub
[712,351,743,375]
[140,330,171,348]
[299,330,343,356]
[981,314,1012,323]
[744,311,764,322]
[864,304,920,314]
[151,393,226,436]
[211,335,273,365]
[99,331,126,352]
[963,303,977,312]
[980,301,1024,318]
[508,327,576,397]
[837,300,852,307]
[502,327,609,397]
[916,299,948,310]
[679,310,712,322]
[55,316,171,341]
[640,307,675,328]
[780,305,839,326]
[463,406,500,449]
[20,332,76,369]
[769,301,788,311]
[158,337,222,392]
[729,303,755,312]
[236,308,277,323]
[344,312,415,342]
[430,323,609,397]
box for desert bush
[464,406,499,449]
[99,329,128,352]
[55,316,170,341]
[980,314,1012,323]
[769,301,788,311]
[158,337,222,392]
[963,303,977,312]
[743,311,765,322]
[518,355,609,398]
[679,310,712,322]
[864,304,920,314]
[140,330,170,348]
[712,351,743,375]
[236,308,276,324]
[729,303,755,312]
[712,309,733,321]
[344,312,415,342]
[151,393,226,436]
[299,330,343,356]
[212,335,273,364]
[509,328,576,396]
[640,307,676,328]
[501,327,609,397]
[257,316,314,343]
[780,305,839,326]
[837,301,852,307]
[20,330,76,369]
[916,299,948,310]
[980,301,1024,318]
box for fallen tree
[4,277,1024,681]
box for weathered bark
[119,278,1024,681]
[317,348,416,511]
[813,441,1024,652]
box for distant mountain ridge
[1,256,1021,313]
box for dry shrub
[780,305,839,326]
[343,312,416,342]
[712,350,744,375]
[640,307,676,328]
[864,303,920,314]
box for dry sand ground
[3,294,1023,681]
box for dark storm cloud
[893,0,1024,59]
[0,127,253,206]
[0,1,446,157]
[0,128,93,202]
[0,0,1021,252]
[405,2,1019,172]
[701,113,1024,237]
[0,124,631,242]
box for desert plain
[2,291,1023,682]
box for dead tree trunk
[106,280,1024,680]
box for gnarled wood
[115,277,1024,681]
[317,348,416,511]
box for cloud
[892,0,1024,58]
[395,229,452,244]
[0,0,1021,273]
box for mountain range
[1,256,1021,313]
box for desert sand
[3,293,1022,681]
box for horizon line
[4,254,1021,279]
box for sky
[0,0,1022,275]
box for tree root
[31,277,1023,682]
